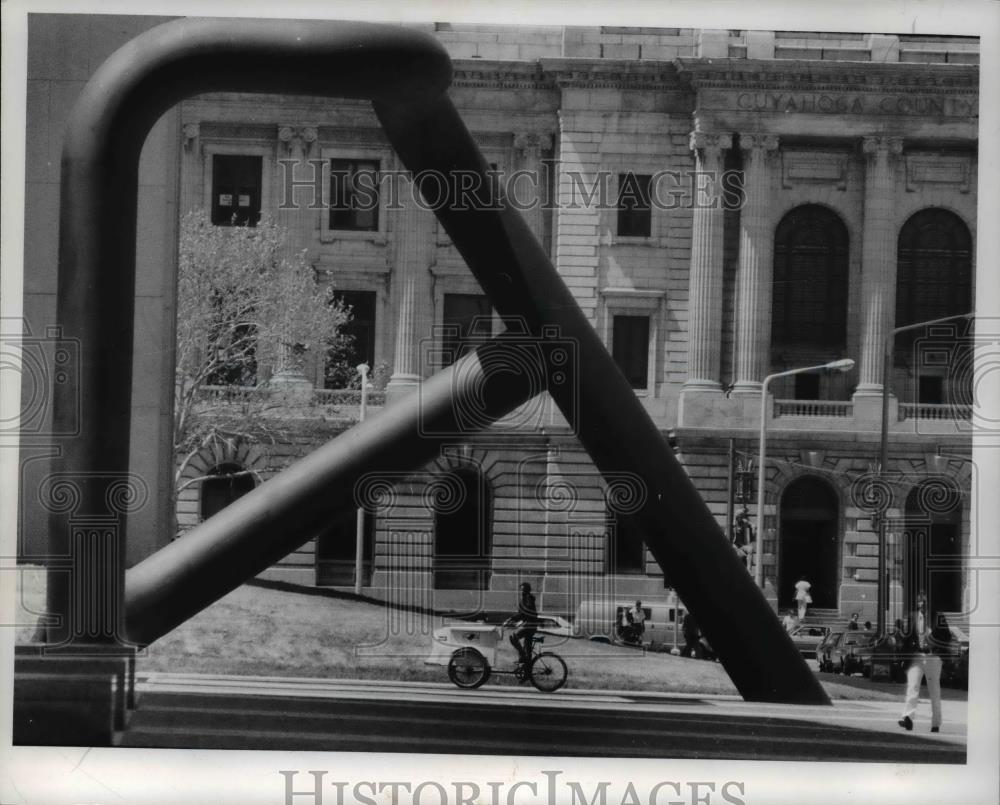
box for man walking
[898,591,952,733]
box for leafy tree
[173,212,353,528]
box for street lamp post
[755,359,856,589]
[876,312,973,635]
[355,363,371,596]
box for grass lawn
[13,568,897,700]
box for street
[120,672,967,763]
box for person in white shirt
[898,591,952,733]
[793,577,812,620]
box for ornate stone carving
[861,135,904,158]
[689,131,733,156]
[513,132,554,155]
[738,132,780,153]
[181,122,200,150]
[278,124,319,157]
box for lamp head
[825,359,855,372]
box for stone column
[276,124,318,262]
[731,132,779,395]
[855,136,904,398]
[386,170,435,403]
[270,125,319,394]
[683,131,731,393]
[180,122,201,216]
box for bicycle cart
[442,623,568,693]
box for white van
[574,595,687,645]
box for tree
[173,211,353,532]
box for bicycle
[446,622,568,693]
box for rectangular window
[211,155,262,226]
[612,314,650,389]
[918,375,944,405]
[607,512,645,575]
[325,290,377,389]
[794,373,820,400]
[442,293,493,366]
[329,158,380,231]
[617,173,652,237]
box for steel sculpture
[48,17,829,704]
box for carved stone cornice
[673,58,978,94]
[452,61,552,90]
[540,58,682,91]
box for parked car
[816,630,844,672]
[535,614,575,639]
[867,624,969,687]
[787,624,831,658]
[827,630,878,675]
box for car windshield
[844,632,875,645]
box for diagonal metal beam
[50,17,828,703]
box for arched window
[772,205,850,350]
[778,477,840,610]
[200,463,255,521]
[896,208,972,332]
[895,209,973,404]
[433,468,492,590]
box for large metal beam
[52,17,828,703]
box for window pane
[794,373,820,401]
[211,155,262,226]
[329,159,380,231]
[617,173,652,237]
[607,512,645,575]
[612,315,650,389]
[325,290,377,389]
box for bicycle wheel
[529,652,567,692]
[447,647,491,689]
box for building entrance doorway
[778,477,840,610]
[902,481,962,614]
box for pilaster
[731,132,780,395]
[682,131,731,394]
[386,173,435,403]
[855,136,904,398]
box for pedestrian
[629,600,646,643]
[898,591,952,733]
[794,577,812,621]
[681,611,700,658]
[847,612,860,631]
[864,620,872,631]
[781,610,797,632]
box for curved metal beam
[51,17,828,704]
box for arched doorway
[902,480,962,614]
[778,477,840,610]
[895,208,973,404]
[772,205,851,400]
[200,462,255,521]
[433,468,492,590]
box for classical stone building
[22,18,979,625]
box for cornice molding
[673,57,978,94]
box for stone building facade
[22,19,979,625]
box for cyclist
[507,582,540,669]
